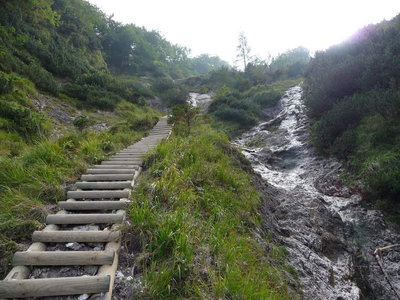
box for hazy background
[88,0,400,65]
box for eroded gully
[234,86,400,300]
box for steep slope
[304,14,400,212]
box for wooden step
[85,169,135,175]
[13,251,114,266]
[67,190,130,199]
[46,213,124,225]
[32,230,120,243]
[111,155,143,159]
[59,200,130,210]
[92,165,138,169]
[0,275,110,298]
[76,181,132,190]
[81,174,134,181]
[109,156,142,159]
[101,160,141,165]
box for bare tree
[236,32,251,70]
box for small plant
[169,103,200,136]
[73,115,95,132]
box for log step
[0,275,110,298]
[32,231,120,243]
[81,174,134,181]
[92,165,138,169]
[67,190,130,199]
[46,213,124,225]
[101,160,141,165]
[59,200,130,210]
[76,181,132,190]
[86,166,137,175]
[13,251,114,266]
[111,155,143,159]
[108,157,142,161]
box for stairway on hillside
[0,116,172,299]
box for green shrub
[0,72,13,94]
[24,63,59,95]
[0,100,44,137]
[364,153,400,202]
[252,89,281,107]
[73,115,95,132]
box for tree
[169,103,199,136]
[236,32,251,71]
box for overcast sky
[88,0,400,65]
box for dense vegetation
[187,46,308,136]
[0,0,227,110]
[304,14,400,210]
[129,117,298,299]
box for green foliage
[0,100,45,137]
[129,120,298,299]
[73,115,95,132]
[169,104,200,136]
[268,47,310,80]
[0,72,14,94]
[364,152,400,202]
[304,15,400,118]
[209,79,301,136]
[304,13,400,208]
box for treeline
[304,14,400,206]
[198,47,309,135]
[0,0,227,110]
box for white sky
[88,0,400,65]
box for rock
[65,242,82,250]
[83,266,98,275]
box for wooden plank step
[111,156,143,159]
[59,200,130,210]
[67,190,129,199]
[101,160,141,165]
[13,251,114,266]
[85,169,135,175]
[111,155,143,158]
[76,181,132,190]
[81,174,133,181]
[32,230,120,243]
[46,213,124,225]
[92,165,138,169]
[0,275,110,298]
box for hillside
[0,1,304,298]
[0,0,227,277]
[304,14,400,214]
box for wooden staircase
[0,116,171,299]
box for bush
[24,63,59,95]
[0,72,13,94]
[73,115,95,132]
[63,84,119,109]
[364,153,400,202]
[0,100,44,137]
[252,89,281,107]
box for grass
[128,118,298,299]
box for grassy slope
[0,75,161,277]
[128,119,298,299]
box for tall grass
[129,120,298,299]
